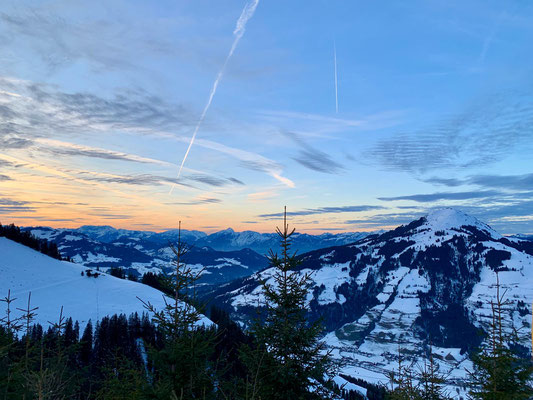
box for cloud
[0,8,180,74]
[425,172,533,191]
[167,197,221,206]
[185,174,229,187]
[258,205,385,218]
[292,149,343,174]
[0,198,35,213]
[378,190,503,203]
[424,177,464,187]
[467,173,533,191]
[227,177,245,185]
[0,77,194,143]
[183,137,294,187]
[248,190,278,202]
[92,214,133,220]
[345,212,425,227]
[75,172,191,188]
[74,170,233,189]
[259,110,404,134]
[35,139,173,165]
[371,91,533,172]
[0,174,12,181]
[284,131,344,174]
[0,78,293,188]
[0,135,32,149]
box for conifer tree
[416,348,450,400]
[468,272,533,399]
[244,207,336,399]
[80,320,93,366]
[140,221,216,399]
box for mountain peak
[423,208,495,235]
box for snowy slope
[0,238,212,330]
[209,208,533,397]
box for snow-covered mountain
[35,225,370,255]
[193,228,371,254]
[0,237,212,330]
[208,208,533,397]
[24,226,269,287]
[23,226,370,288]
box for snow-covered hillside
[0,238,211,330]
[209,208,533,398]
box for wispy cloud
[0,77,194,141]
[34,139,174,166]
[0,7,182,74]
[0,198,35,213]
[184,137,295,188]
[258,205,385,218]
[426,173,533,191]
[166,197,221,206]
[0,77,294,189]
[284,131,343,174]
[371,91,533,172]
[345,212,425,227]
[378,190,503,203]
[0,174,11,181]
[259,110,404,134]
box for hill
[0,237,211,330]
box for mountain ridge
[206,208,533,396]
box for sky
[1,0,533,234]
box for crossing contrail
[170,0,260,194]
[334,41,338,114]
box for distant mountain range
[23,226,371,288]
[71,225,372,255]
[206,208,533,396]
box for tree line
[0,223,64,261]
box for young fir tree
[416,347,450,400]
[140,221,216,399]
[387,343,452,400]
[0,290,24,399]
[468,272,533,400]
[244,207,337,400]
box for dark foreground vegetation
[1,218,532,399]
[0,223,64,261]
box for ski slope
[0,238,212,330]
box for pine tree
[80,320,93,366]
[244,207,337,400]
[386,345,422,400]
[468,272,533,399]
[139,221,216,399]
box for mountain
[25,226,269,288]
[510,233,533,242]
[0,237,212,330]
[76,225,207,245]
[23,226,371,288]
[42,225,371,255]
[192,228,372,254]
[207,208,533,396]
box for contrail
[334,41,338,114]
[170,0,260,194]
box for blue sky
[0,0,532,233]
